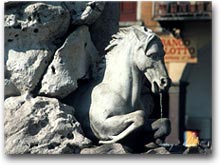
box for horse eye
[148,53,159,60]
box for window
[120,2,137,22]
[153,1,211,21]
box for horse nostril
[161,78,167,85]
[160,77,171,89]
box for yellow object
[183,130,199,147]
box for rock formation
[4,96,91,154]
[39,26,98,98]
[4,1,121,154]
[5,2,70,95]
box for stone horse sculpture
[89,26,171,145]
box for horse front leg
[144,118,171,144]
[99,110,145,144]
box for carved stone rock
[6,48,54,95]
[4,2,70,95]
[80,143,130,154]
[4,96,91,154]
[40,26,98,98]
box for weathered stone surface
[80,143,130,154]
[64,1,105,25]
[40,26,98,98]
[145,147,170,154]
[90,2,120,56]
[4,2,70,96]
[6,48,54,95]
[5,2,70,42]
[4,96,91,154]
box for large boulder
[4,96,91,154]
[39,26,98,98]
[6,48,54,95]
[4,2,70,96]
[5,2,70,42]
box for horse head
[133,26,171,93]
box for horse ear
[133,28,146,41]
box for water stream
[159,93,163,119]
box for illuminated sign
[160,35,197,63]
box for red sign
[160,35,197,63]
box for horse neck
[103,43,142,106]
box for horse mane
[105,26,160,54]
[95,26,162,79]
[104,27,131,52]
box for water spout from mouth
[159,92,163,119]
